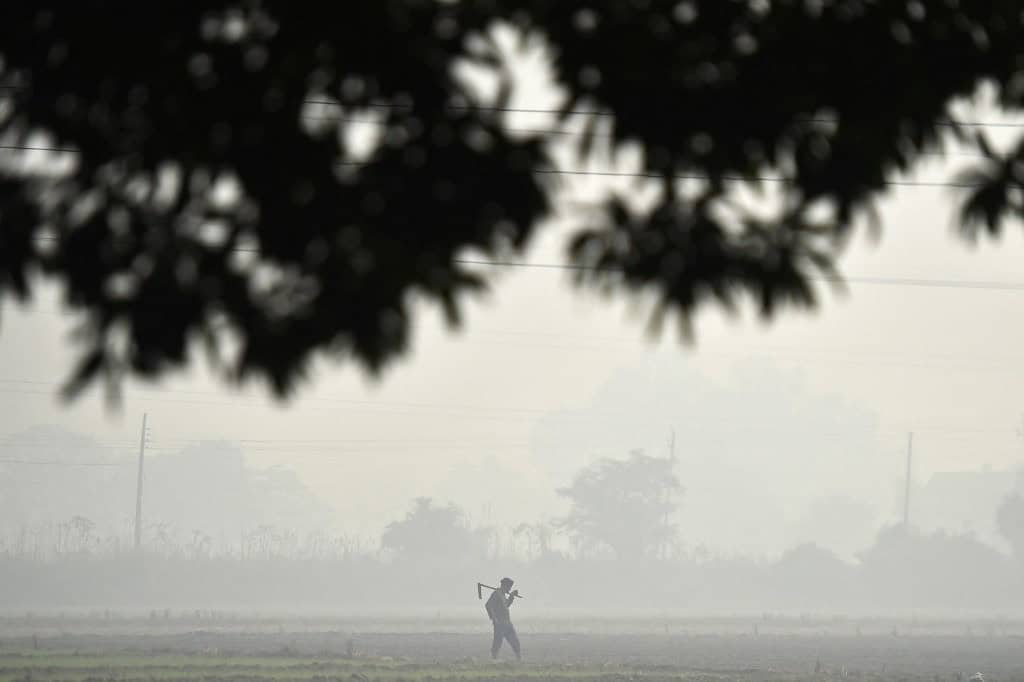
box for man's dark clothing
[485,588,521,659]
[491,619,520,659]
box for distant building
[915,468,1024,549]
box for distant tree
[769,543,853,608]
[997,493,1024,559]
[57,515,96,554]
[381,497,483,562]
[0,427,131,531]
[187,529,212,560]
[857,525,1011,608]
[145,440,335,539]
[513,521,553,560]
[2,4,1024,397]
[557,450,680,560]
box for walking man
[485,577,521,660]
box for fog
[4,216,1024,615]
[4,85,1024,619]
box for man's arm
[505,590,519,607]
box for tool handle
[477,582,525,598]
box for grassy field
[1,618,1023,682]
[0,651,851,682]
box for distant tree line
[3,449,1024,611]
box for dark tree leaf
[0,1,1020,400]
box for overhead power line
[483,165,988,189]
[833,274,1024,291]
[452,259,1024,292]
[310,99,1024,129]
[321,114,992,162]
[15,237,1024,293]
[0,442,138,450]
[0,144,75,153]
[2,80,1015,127]
[2,82,1022,128]
[16,232,1024,293]
[0,458,125,467]
[0,139,995,189]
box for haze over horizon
[3,47,1024,561]
[3,130,1024,559]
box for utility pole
[134,413,148,551]
[903,431,913,529]
[662,429,677,559]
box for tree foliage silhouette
[996,493,1024,560]
[557,450,680,559]
[381,497,482,562]
[1,2,1022,397]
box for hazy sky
[2,60,1024,557]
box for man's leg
[505,623,521,660]
[491,622,504,659]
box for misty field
[2,616,1024,682]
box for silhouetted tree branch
[1,2,1022,398]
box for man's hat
[500,577,514,586]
